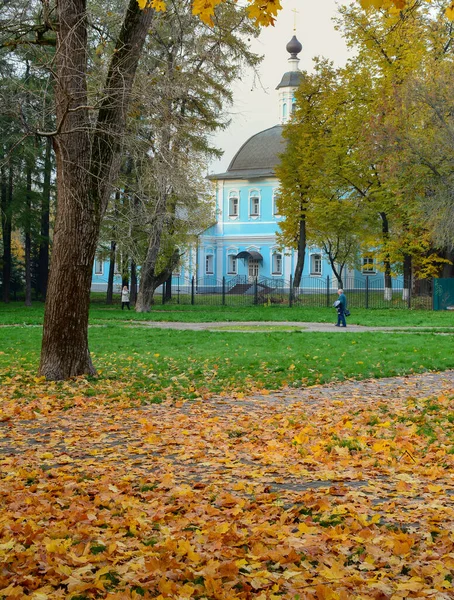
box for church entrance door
[248,259,259,281]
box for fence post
[177,276,180,305]
[222,277,225,306]
[326,275,330,308]
[254,277,258,305]
[407,276,412,309]
[191,276,195,305]
[162,282,165,305]
[365,276,369,310]
[289,274,293,307]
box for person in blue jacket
[334,289,347,327]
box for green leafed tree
[0,0,274,379]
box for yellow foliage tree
[137,0,282,25]
[358,0,454,21]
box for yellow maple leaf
[319,560,346,581]
[396,577,425,592]
[360,0,386,8]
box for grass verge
[1,323,454,417]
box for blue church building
[197,35,348,286]
[92,35,384,293]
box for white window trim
[362,257,376,274]
[310,253,322,276]
[205,256,214,275]
[227,254,237,275]
[228,191,240,220]
[248,189,261,219]
[271,251,283,276]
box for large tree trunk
[106,240,116,304]
[136,244,179,312]
[135,187,168,311]
[39,0,154,380]
[130,259,137,305]
[39,0,95,379]
[379,212,393,301]
[38,137,52,301]
[164,274,172,302]
[293,213,306,288]
[402,253,411,302]
[1,164,12,303]
[24,163,32,307]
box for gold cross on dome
[291,7,299,32]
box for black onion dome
[286,35,302,58]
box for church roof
[276,70,303,90]
[208,125,285,181]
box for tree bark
[39,0,154,379]
[164,274,172,302]
[329,260,344,289]
[402,253,411,302]
[130,260,137,305]
[24,163,32,306]
[1,163,12,303]
[136,246,179,312]
[106,240,116,304]
[293,213,306,288]
[380,211,393,301]
[38,137,52,301]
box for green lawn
[1,298,454,326]
[1,302,454,406]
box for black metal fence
[158,275,434,310]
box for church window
[228,192,239,217]
[273,189,280,216]
[272,252,282,275]
[227,255,237,274]
[362,257,376,274]
[310,254,322,275]
[249,190,260,217]
[205,254,214,275]
[95,255,103,275]
[114,251,121,275]
[283,103,287,119]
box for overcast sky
[209,0,352,173]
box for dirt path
[131,320,453,332]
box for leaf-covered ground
[1,370,454,599]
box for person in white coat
[121,285,130,310]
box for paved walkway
[132,320,452,333]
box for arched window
[249,189,260,218]
[228,191,239,217]
[283,103,288,120]
[310,254,322,275]
[227,254,237,274]
[205,254,214,275]
[272,252,282,275]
